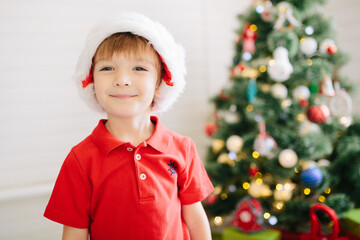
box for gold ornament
[212,139,225,153]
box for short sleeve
[177,138,214,205]
[44,150,91,228]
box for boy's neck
[105,114,155,147]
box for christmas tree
[203,0,360,233]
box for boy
[44,12,214,240]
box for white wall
[0,0,359,238]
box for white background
[0,0,359,239]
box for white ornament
[317,159,331,167]
[271,83,288,99]
[274,2,301,30]
[320,76,335,97]
[226,135,244,153]
[298,120,321,136]
[329,82,352,117]
[300,37,318,56]
[268,47,293,82]
[220,110,241,124]
[279,149,298,168]
[292,85,310,100]
[320,39,335,54]
[254,135,277,158]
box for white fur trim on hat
[74,12,186,113]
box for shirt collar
[91,116,169,156]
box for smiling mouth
[110,94,137,100]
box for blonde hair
[92,32,164,84]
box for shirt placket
[131,142,153,202]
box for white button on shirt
[127,147,133,151]
[140,173,147,180]
[135,154,141,160]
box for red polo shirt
[44,116,214,240]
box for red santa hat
[74,12,186,113]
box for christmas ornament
[242,66,260,79]
[212,139,225,153]
[226,135,244,153]
[271,83,288,99]
[307,105,330,123]
[317,159,331,167]
[254,121,277,158]
[329,82,352,117]
[300,37,318,56]
[300,99,309,107]
[298,120,321,136]
[278,149,298,168]
[292,85,310,101]
[204,122,217,137]
[301,160,317,170]
[204,193,218,205]
[248,164,259,176]
[231,63,246,77]
[274,182,295,201]
[217,153,235,166]
[255,0,273,22]
[267,47,293,82]
[248,180,272,198]
[247,79,257,103]
[319,76,335,97]
[253,135,277,158]
[274,2,301,30]
[230,197,265,233]
[241,23,258,53]
[320,39,337,55]
[300,203,347,240]
[301,167,323,187]
[221,110,241,124]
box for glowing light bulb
[243,182,250,190]
[214,216,223,226]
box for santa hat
[74,12,186,113]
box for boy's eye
[100,67,114,71]
[133,66,146,71]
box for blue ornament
[247,79,257,103]
[301,167,323,187]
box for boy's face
[93,50,159,119]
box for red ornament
[231,63,246,77]
[327,45,337,54]
[241,24,258,53]
[300,203,348,240]
[248,165,259,176]
[307,105,330,123]
[230,197,265,233]
[204,193,218,205]
[300,99,309,107]
[204,123,217,137]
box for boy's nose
[114,71,131,87]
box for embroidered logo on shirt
[167,160,178,176]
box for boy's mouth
[110,94,137,100]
